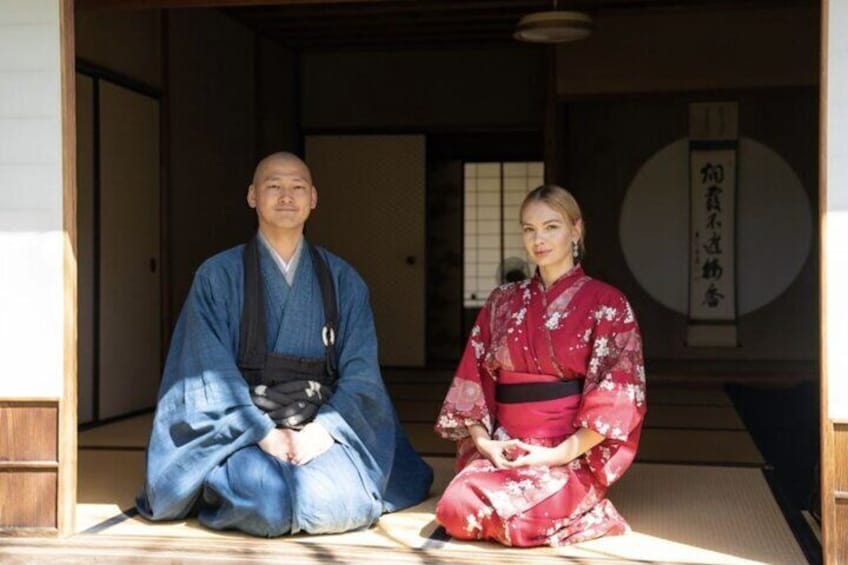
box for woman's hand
[466,422,526,469]
[501,442,564,468]
[474,436,527,469]
[502,428,606,468]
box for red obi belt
[495,371,583,439]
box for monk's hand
[473,437,525,469]
[258,428,297,462]
[501,442,563,468]
[289,422,334,466]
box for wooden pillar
[821,0,848,562]
[59,0,78,537]
[0,0,76,536]
[543,45,560,186]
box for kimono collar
[258,231,304,286]
[533,263,585,293]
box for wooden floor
[1,377,810,564]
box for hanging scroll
[687,102,738,347]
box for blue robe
[136,238,433,536]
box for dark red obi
[495,371,583,439]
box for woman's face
[521,200,582,271]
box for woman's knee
[435,475,494,536]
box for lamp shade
[514,11,593,43]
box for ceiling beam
[76,0,412,10]
[238,14,519,29]
[282,34,519,49]
[233,7,533,19]
[228,1,545,18]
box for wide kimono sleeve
[312,262,433,513]
[573,293,647,486]
[434,291,505,474]
[136,267,275,520]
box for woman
[434,185,646,547]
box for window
[463,161,544,307]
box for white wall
[0,0,64,397]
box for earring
[572,241,580,260]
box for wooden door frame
[75,61,163,427]
[818,1,828,558]
[59,3,844,561]
[819,2,846,562]
[60,0,78,537]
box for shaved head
[252,152,312,185]
[247,151,318,236]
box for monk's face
[247,156,317,233]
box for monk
[137,152,432,537]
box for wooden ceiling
[77,0,817,50]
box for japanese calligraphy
[702,283,725,307]
[689,148,736,321]
[698,163,727,308]
[687,101,738,345]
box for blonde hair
[520,184,586,260]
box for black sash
[495,380,583,404]
[237,236,338,428]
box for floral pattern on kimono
[434,265,646,547]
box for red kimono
[434,266,646,547]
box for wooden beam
[59,0,78,538]
[227,1,545,18]
[543,45,559,186]
[277,36,517,50]
[270,28,517,42]
[259,23,517,37]
[77,0,815,13]
[235,12,527,29]
[76,0,414,9]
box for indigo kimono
[136,238,433,536]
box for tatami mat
[381,462,807,565]
[78,450,145,511]
[78,382,762,465]
[72,451,805,564]
[79,414,761,465]
[649,385,734,406]
[638,429,764,465]
[80,414,152,448]
[644,404,745,429]
[386,382,452,401]
[65,380,789,564]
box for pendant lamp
[514,1,594,44]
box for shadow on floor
[725,380,820,564]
